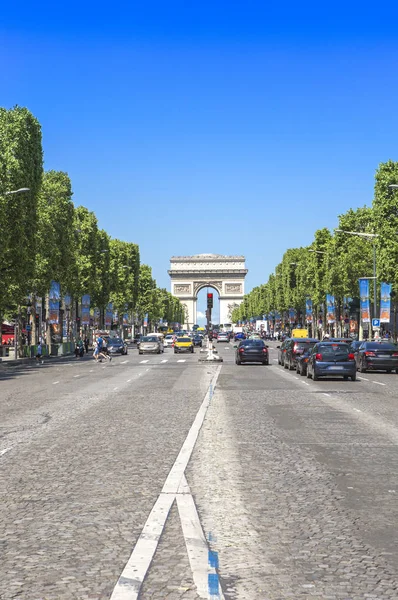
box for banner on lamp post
[305,298,313,323]
[123,313,129,326]
[48,281,61,324]
[105,303,113,329]
[81,294,91,326]
[288,308,296,324]
[359,279,370,323]
[380,282,392,323]
[326,294,336,324]
[93,308,100,327]
[143,313,148,327]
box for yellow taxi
[173,336,194,354]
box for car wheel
[284,359,289,369]
[387,369,392,373]
[343,375,349,380]
[289,361,294,371]
[236,359,241,365]
[300,367,305,377]
[351,373,356,381]
[296,366,300,374]
[262,361,268,365]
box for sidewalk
[0,351,75,368]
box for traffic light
[35,314,39,328]
[207,293,213,309]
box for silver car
[139,336,163,354]
[164,334,174,348]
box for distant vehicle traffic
[174,337,194,354]
[217,332,229,343]
[107,337,128,355]
[139,336,164,354]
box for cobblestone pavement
[1,342,398,599]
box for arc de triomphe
[168,254,248,328]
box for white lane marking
[353,408,362,412]
[53,381,59,385]
[161,359,168,363]
[0,448,11,457]
[373,381,386,386]
[121,360,129,364]
[110,366,222,600]
[89,369,94,372]
[126,379,132,383]
[146,368,149,371]
[273,358,278,362]
[357,376,369,381]
[73,374,80,378]
[177,359,186,363]
[176,475,217,598]
[323,393,331,397]
[302,381,310,386]
[140,360,149,364]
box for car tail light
[348,353,355,360]
[262,347,268,353]
[239,348,245,353]
[393,352,398,357]
[365,351,376,356]
[315,353,322,360]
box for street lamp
[308,249,326,254]
[4,187,30,196]
[335,229,378,319]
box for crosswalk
[139,358,186,364]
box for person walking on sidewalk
[36,342,43,365]
[84,336,89,354]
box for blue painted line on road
[208,573,220,596]
[208,550,219,568]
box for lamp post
[4,187,30,196]
[335,230,378,319]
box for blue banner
[143,313,148,327]
[81,294,91,326]
[359,279,370,323]
[326,294,336,324]
[93,307,100,327]
[123,313,129,326]
[305,298,313,323]
[288,308,296,324]
[48,281,60,324]
[380,282,392,323]
[105,303,113,329]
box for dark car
[277,338,291,366]
[133,333,142,344]
[348,340,363,362]
[107,337,128,355]
[192,335,203,347]
[356,341,398,373]
[235,339,269,365]
[328,338,353,344]
[296,349,312,376]
[283,338,318,371]
[307,342,356,381]
[234,332,246,341]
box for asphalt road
[1,340,398,599]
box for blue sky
[2,1,398,324]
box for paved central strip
[109,365,222,600]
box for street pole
[373,242,377,319]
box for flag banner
[64,293,72,309]
[143,313,148,327]
[93,308,100,327]
[81,294,91,326]
[113,310,118,324]
[105,303,113,328]
[326,294,336,324]
[275,311,282,326]
[48,281,61,325]
[380,282,392,323]
[342,296,352,321]
[359,279,370,323]
[305,298,313,323]
[288,308,296,324]
[123,313,129,326]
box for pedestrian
[97,337,111,362]
[93,336,100,362]
[84,336,89,354]
[36,341,43,365]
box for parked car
[235,339,269,365]
[217,332,230,343]
[277,339,291,366]
[307,342,356,381]
[107,337,128,355]
[174,336,194,354]
[234,332,246,341]
[296,349,312,376]
[356,341,398,373]
[139,336,164,354]
[348,340,363,362]
[283,338,318,371]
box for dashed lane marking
[161,359,168,363]
[121,360,129,364]
[0,448,11,457]
[127,379,132,382]
[353,408,362,412]
[177,359,186,363]
[113,387,118,391]
[373,381,386,386]
[357,376,369,381]
[53,381,59,385]
[110,365,223,600]
[323,393,331,397]
[140,360,149,364]
[73,374,80,378]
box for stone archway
[168,254,248,328]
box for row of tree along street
[0,106,185,356]
[232,159,398,339]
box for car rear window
[318,344,349,360]
[177,337,189,342]
[293,342,316,353]
[142,336,157,342]
[364,342,398,350]
[242,340,264,346]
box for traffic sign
[26,325,31,331]
[372,318,380,328]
